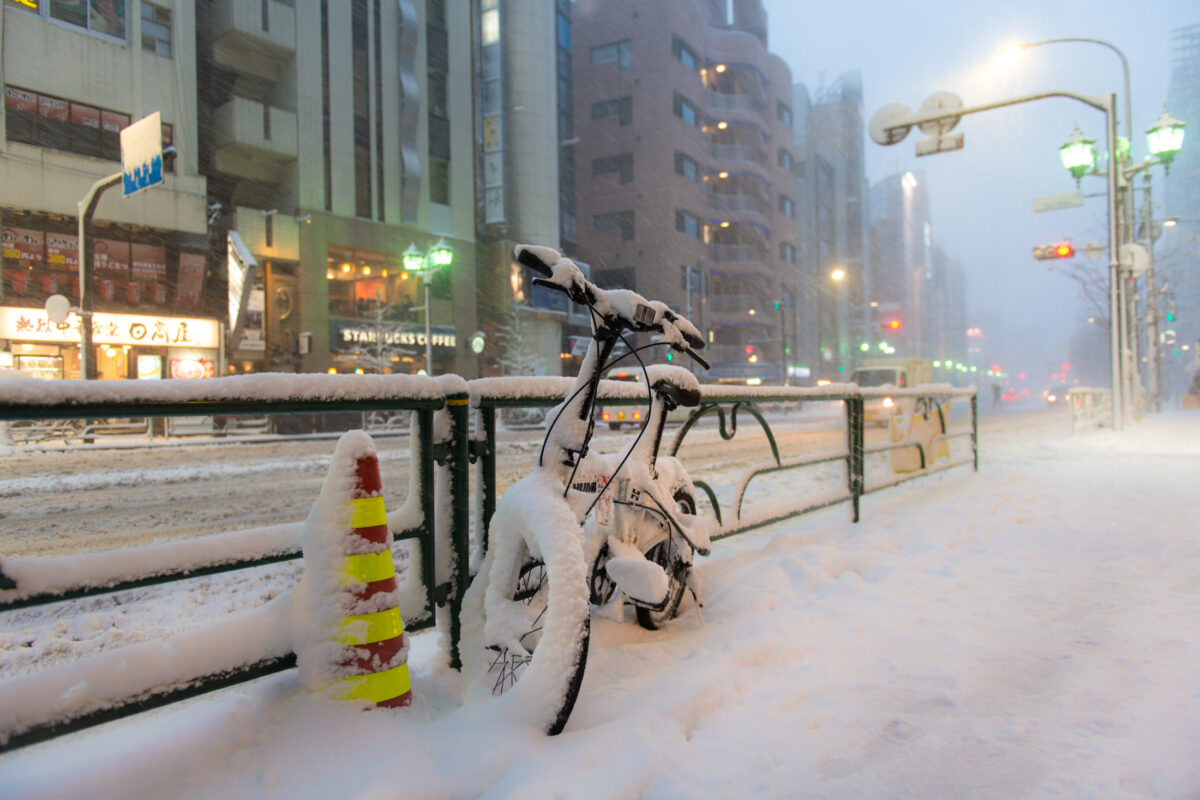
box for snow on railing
[0,373,977,751]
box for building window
[141,3,171,58]
[777,100,792,126]
[11,0,128,40]
[673,93,699,127]
[591,96,632,126]
[674,151,700,182]
[593,153,633,184]
[675,210,701,239]
[430,158,450,205]
[591,39,631,69]
[4,85,172,165]
[593,211,634,240]
[780,243,796,264]
[778,195,794,218]
[777,148,793,172]
[672,36,698,72]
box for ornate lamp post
[402,238,454,375]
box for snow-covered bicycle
[461,244,714,734]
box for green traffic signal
[1166,311,1176,322]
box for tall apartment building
[869,170,967,367]
[471,0,589,377]
[868,170,930,358]
[793,72,869,381]
[198,0,479,377]
[571,0,799,384]
[1,0,212,380]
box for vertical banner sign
[226,231,259,351]
[176,252,206,307]
[121,111,164,197]
[479,0,506,226]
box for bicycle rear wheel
[635,489,694,630]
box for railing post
[444,391,470,671]
[415,407,437,627]
[846,394,865,523]
[971,393,979,471]
[479,405,497,557]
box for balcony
[707,90,762,115]
[211,0,296,81]
[709,244,763,265]
[709,193,762,214]
[709,143,765,167]
[213,97,297,179]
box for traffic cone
[332,451,412,708]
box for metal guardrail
[0,373,472,751]
[468,379,978,552]
[1068,387,1112,432]
[0,375,976,751]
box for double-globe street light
[1058,107,1186,413]
[401,238,453,375]
[1006,37,1186,416]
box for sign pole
[77,171,123,380]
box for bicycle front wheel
[464,472,592,735]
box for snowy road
[2,407,1198,798]
[1,402,924,557]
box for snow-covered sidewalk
[2,411,1198,798]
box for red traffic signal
[887,318,902,331]
[1033,241,1076,260]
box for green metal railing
[0,375,473,751]
[0,375,976,751]
[469,379,978,553]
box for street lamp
[402,238,454,374]
[1146,107,1187,171]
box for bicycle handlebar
[517,244,709,369]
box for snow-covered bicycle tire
[484,540,591,735]
[635,490,695,630]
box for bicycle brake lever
[683,346,711,371]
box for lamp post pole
[1142,173,1161,411]
[404,239,453,376]
[871,88,1124,429]
[422,269,433,375]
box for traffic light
[665,351,674,361]
[887,318,902,331]
[1033,241,1075,260]
[745,344,757,363]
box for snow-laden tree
[494,303,548,428]
[495,303,543,377]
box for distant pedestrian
[992,383,1002,408]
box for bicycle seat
[644,365,701,408]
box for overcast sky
[762,0,1195,384]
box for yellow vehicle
[850,358,933,425]
[597,367,693,430]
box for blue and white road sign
[121,111,164,197]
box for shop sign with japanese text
[0,307,219,348]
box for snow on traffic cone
[294,430,412,708]
[335,450,413,707]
